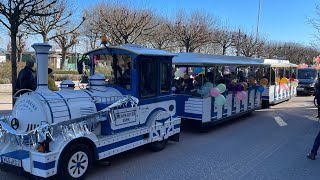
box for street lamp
[256,0,262,42]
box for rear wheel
[58,144,92,179]
[149,139,168,152]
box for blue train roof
[84,44,175,57]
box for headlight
[310,83,315,87]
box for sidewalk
[0,92,12,116]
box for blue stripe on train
[97,135,144,154]
[33,161,56,170]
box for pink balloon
[210,87,220,97]
[239,91,247,100]
[236,91,247,100]
[280,83,287,90]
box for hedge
[0,61,82,84]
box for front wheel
[58,144,92,179]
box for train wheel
[149,139,168,152]
[58,144,92,179]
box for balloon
[236,84,244,92]
[260,78,268,86]
[281,77,288,84]
[241,82,248,91]
[257,86,264,92]
[294,79,299,83]
[210,87,220,97]
[215,94,226,106]
[217,84,226,93]
[227,84,235,91]
[275,77,281,83]
[174,70,183,78]
[179,67,187,72]
[290,78,295,82]
[193,67,203,74]
[236,91,247,100]
[292,82,298,87]
[280,83,286,90]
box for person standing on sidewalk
[307,75,320,160]
[16,60,36,95]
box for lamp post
[256,0,262,42]
[254,0,262,58]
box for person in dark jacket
[16,60,36,95]
[307,76,320,160]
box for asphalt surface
[0,95,320,180]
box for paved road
[1,96,320,180]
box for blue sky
[77,0,319,45]
[0,0,318,50]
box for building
[0,48,6,63]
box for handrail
[13,89,33,99]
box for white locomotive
[0,43,181,179]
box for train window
[139,59,157,98]
[160,61,171,93]
[270,67,276,85]
[94,54,131,89]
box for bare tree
[167,10,216,52]
[231,30,265,57]
[0,0,57,100]
[92,2,157,45]
[16,32,28,62]
[82,6,101,50]
[146,17,173,50]
[213,29,233,55]
[53,27,80,69]
[24,0,84,43]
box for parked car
[297,67,320,95]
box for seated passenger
[171,79,181,94]
[196,74,213,97]
[48,68,59,91]
[183,78,195,93]
[122,62,131,89]
[238,71,246,82]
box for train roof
[262,59,298,67]
[172,53,264,66]
[172,53,298,68]
[84,44,175,57]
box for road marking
[304,115,320,122]
[274,116,287,126]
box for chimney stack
[31,43,52,92]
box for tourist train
[0,43,297,179]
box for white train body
[0,43,181,179]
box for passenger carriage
[172,53,265,129]
[260,59,298,107]
[0,43,181,179]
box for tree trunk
[60,48,66,70]
[42,34,48,43]
[11,28,18,105]
[222,46,226,55]
[17,50,22,62]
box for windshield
[297,69,317,79]
[94,53,132,90]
